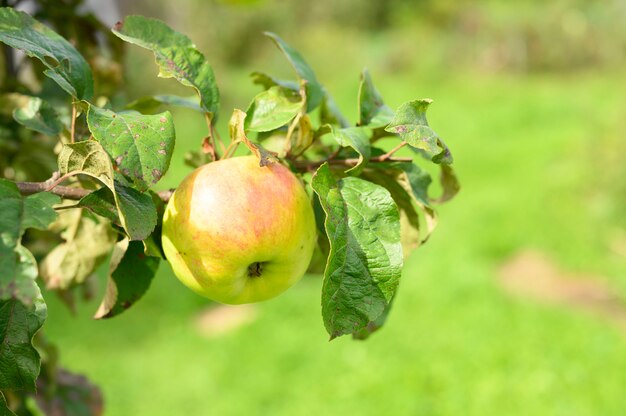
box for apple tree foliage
[0,5,458,414]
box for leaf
[320,93,349,128]
[228,109,278,167]
[114,184,157,241]
[385,99,453,164]
[58,141,157,240]
[40,209,116,290]
[0,391,15,415]
[366,161,438,244]
[352,297,394,340]
[141,191,166,259]
[126,94,203,114]
[78,187,120,224]
[245,86,302,132]
[264,32,324,112]
[113,15,219,116]
[94,239,160,319]
[21,193,61,233]
[358,69,394,128]
[330,126,371,175]
[434,164,460,203]
[11,96,63,136]
[0,295,47,391]
[0,180,59,304]
[361,165,423,255]
[290,114,314,156]
[34,367,103,416]
[86,105,175,191]
[250,72,299,92]
[311,164,403,339]
[0,8,93,100]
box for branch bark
[15,182,174,202]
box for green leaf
[320,93,349,128]
[361,164,424,255]
[311,164,403,339]
[0,180,59,304]
[250,72,299,92]
[358,69,394,128]
[264,32,324,112]
[330,126,371,175]
[77,188,120,224]
[366,161,437,245]
[113,15,219,116]
[21,193,61,233]
[385,99,452,164]
[11,96,63,136]
[352,297,394,340]
[0,8,93,100]
[94,239,159,319]
[0,391,16,415]
[245,86,302,132]
[86,105,175,191]
[126,94,204,114]
[113,184,157,241]
[141,191,166,259]
[58,141,157,240]
[40,209,116,290]
[0,295,47,391]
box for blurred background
[32,0,626,414]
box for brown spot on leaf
[115,156,123,165]
[160,142,166,147]
[158,149,167,155]
[159,117,167,123]
[152,169,161,179]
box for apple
[161,155,317,304]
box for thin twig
[15,181,174,202]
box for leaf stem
[292,155,412,172]
[203,112,218,160]
[70,102,78,144]
[379,141,407,161]
[222,141,240,159]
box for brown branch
[15,181,174,202]
[292,155,413,172]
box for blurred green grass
[43,13,626,414]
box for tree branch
[15,182,174,202]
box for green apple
[161,155,317,304]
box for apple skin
[161,155,317,304]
